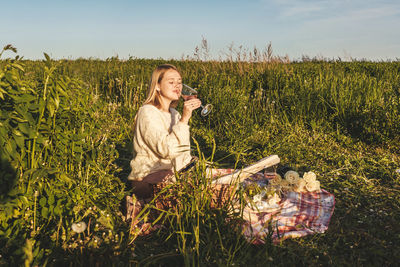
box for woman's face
[158,70,182,102]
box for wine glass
[181,84,213,116]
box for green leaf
[18,123,36,138]
[73,146,83,153]
[48,194,55,205]
[14,135,25,149]
[54,200,63,216]
[43,53,51,63]
[12,63,25,72]
[14,94,36,103]
[58,173,75,187]
[41,207,49,218]
[39,197,47,207]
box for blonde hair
[143,64,181,109]
[131,64,181,137]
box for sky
[1,0,399,61]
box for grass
[0,45,399,266]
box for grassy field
[1,45,399,266]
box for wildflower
[305,180,320,192]
[284,171,300,184]
[396,169,400,174]
[71,222,87,233]
[303,171,317,183]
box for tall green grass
[1,45,399,265]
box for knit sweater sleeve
[136,106,190,159]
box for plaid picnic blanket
[211,169,335,244]
[241,188,335,244]
[127,169,335,244]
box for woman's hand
[180,98,202,124]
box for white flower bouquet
[242,170,322,212]
[269,170,321,193]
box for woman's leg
[131,181,153,199]
[131,169,174,199]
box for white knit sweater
[128,104,192,181]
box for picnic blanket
[211,169,335,244]
[241,188,335,244]
[127,169,335,244]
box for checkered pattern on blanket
[210,169,335,243]
[241,179,335,244]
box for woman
[128,64,202,199]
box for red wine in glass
[181,94,198,101]
[181,84,213,116]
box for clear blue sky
[1,0,399,60]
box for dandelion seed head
[71,222,87,233]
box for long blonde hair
[143,64,180,109]
[131,64,181,137]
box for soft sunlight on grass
[1,44,399,266]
